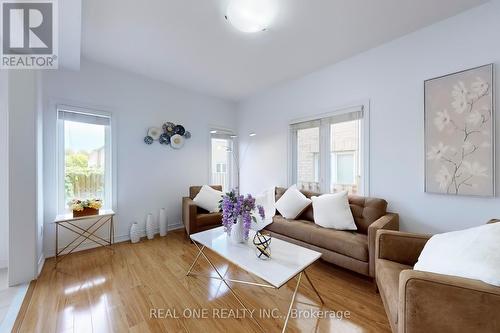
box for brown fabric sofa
[182,185,222,235]
[264,187,399,277]
[375,220,500,333]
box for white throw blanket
[414,222,500,287]
[252,187,276,231]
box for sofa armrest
[399,270,500,333]
[182,197,198,235]
[368,213,399,277]
[376,230,430,267]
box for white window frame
[288,102,370,195]
[56,105,116,214]
[209,128,238,193]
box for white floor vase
[130,222,141,243]
[159,208,168,237]
[146,214,155,240]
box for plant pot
[73,207,99,218]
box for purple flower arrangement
[220,191,265,240]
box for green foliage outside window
[65,150,104,201]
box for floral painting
[425,64,494,196]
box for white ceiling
[82,0,489,101]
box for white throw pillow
[414,223,500,287]
[193,185,223,213]
[311,192,357,230]
[253,187,276,230]
[274,185,312,219]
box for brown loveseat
[182,185,222,235]
[375,220,500,333]
[264,187,399,277]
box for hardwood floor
[16,230,391,333]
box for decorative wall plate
[147,127,162,140]
[170,134,185,149]
[174,125,185,136]
[159,133,171,145]
[163,122,176,135]
[144,122,191,149]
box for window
[295,126,320,192]
[57,106,113,213]
[216,163,227,173]
[210,132,237,193]
[290,106,367,195]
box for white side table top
[191,226,322,288]
[54,209,115,223]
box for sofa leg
[373,279,379,293]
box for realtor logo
[1,0,58,69]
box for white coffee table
[187,226,323,333]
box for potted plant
[69,199,103,217]
[220,191,265,243]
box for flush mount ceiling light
[225,0,277,33]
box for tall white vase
[130,222,140,243]
[159,208,168,237]
[230,217,246,244]
[146,213,155,240]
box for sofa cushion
[276,187,316,221]
[266,216,314,244]
[266,216,369,262]
[349,196,388,234]
[274,185,312,219]
[196,212,222,227]
[193,185,223,213]
[376,259,412,328]
[309,225,368,261]
[311,192,357,230]
[275,187,388,234]
[190,185,223,200]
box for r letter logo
[1,0,58,69]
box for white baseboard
[45,223,184,258]
[0,259,7,269]
[37,254,45,276]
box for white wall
[237,0,500,234]
[0,71,8,269]
[8,71,39,285]
[42,59,237,256]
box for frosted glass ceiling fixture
[225,0,277,33]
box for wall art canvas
[425,64,495,196]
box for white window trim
[288,101,370,195]
[208,127,238,193]
[56,104,117,214]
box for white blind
[210,129,236,140]
[57,105,110,126]
[290,119,321,130]
[290,105,363,129]
[326,108,363,125]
